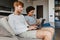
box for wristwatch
[27,26,29,28]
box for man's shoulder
[8,14,14,17]
[20,14,25,17]
[21,14,24,16]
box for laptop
[37,19,45,29]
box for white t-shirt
[8,14,29,34]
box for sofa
[0,17,42,40]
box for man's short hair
[13,1,24,8]
[26,6,35,14]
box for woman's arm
[36,19,40,25]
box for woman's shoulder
[25,16,29,19]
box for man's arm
[28,26,37,30]
[8,16,16,32]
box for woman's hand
[28,26,37,30]
[36,19,40,25]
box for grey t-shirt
[25,16,36,26]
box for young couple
[8,1,54,40]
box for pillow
[0,24,12,37]
[0,17,15,36]
[43,23,51,27]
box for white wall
[49,0,55,22]
[33,0,49,22]
[18,0,33,14]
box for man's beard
[18,11,22,13]
[17,11,22,15]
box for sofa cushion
[18,37,42,40]
[0,17,15,36]
[0,37,42,40]
[0,37,18,40]
[0,24,12,37]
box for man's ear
[15,7,19,10]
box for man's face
[28,10,35,16]
[15,5,23,13]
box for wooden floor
[55,28,60,40]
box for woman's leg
[41,27,55,36]
[36,30,53,40]
[19,29,53,40]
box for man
[8,1,54,40]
